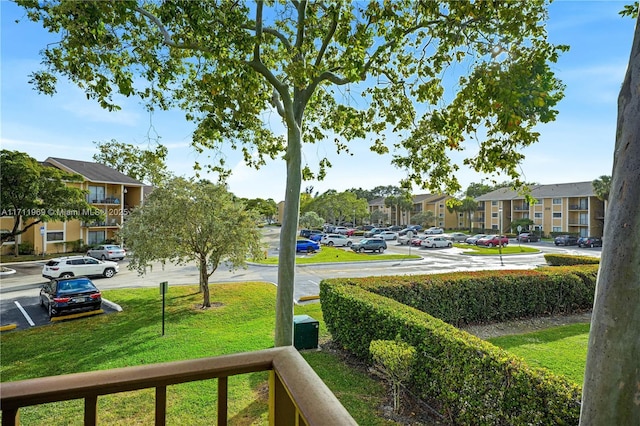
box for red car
[476,235,509,247]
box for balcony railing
[0,346,356,426]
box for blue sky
[1,1,637,201]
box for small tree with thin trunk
[120,177,264,307]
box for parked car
[389,225,404,232]
[407,225,422,232]
[425,227,444,234]
[554,235,579,246]
[345,228,357,237]
[476,235,509,247]
[296,239,320,253]
[421,236,453,248]
[309,232,325,242]
[578,236,603,248]
[333,226,349,235]
[377,231,398,240]
[517,232,540,243]
[351,238,387,253]
[42,256,119,279]
[465,234,487,245]
[411,235,428,246]
[86,244,126,261]
[320,234,352,247]
[299,229,323,238]
[40,276,102,318]
[364,227,388,237]
[444,232,470,242]
[397,234,413,245]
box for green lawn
[488,322,590,385]
[257,245,421,264]
[0,283,395,425]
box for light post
[498,206,504,266]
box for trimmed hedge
[544,253,600,266]
[320,281,582,425]
[345,267,597,327]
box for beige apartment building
[474,181,605,238]
[1,157,145,255]
[368,193,462,229]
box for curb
[103,298,123,312]
[0,323,17,332]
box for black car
[578,237,603,248]
[554,235,579,246]
[517,232,540,243]
[351,238,387,253]
[40,277,102,318]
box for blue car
[296,239,320,253]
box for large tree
[93,140,171,186]
[119,177,264,308]
[309,190,368,226]
[0,150,104,253]
[18,1,565,346]
[580,9,640,425]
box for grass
[257,245,421,265]
[488,322,590,385]
[454,243,540,255]
[0,282,396,425]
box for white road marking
[14,300,35,326]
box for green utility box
[293,315,319,350]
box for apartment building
[474,182,605,238]
[367,193,461,229]
[1,157,145,255]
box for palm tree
[592,175,611,214]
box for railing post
[217,377,228,426]
[155,386,166,426]
[1,407,18,426]
[84,395,97,426]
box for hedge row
[344,266,598,327]
[544,253,601,266]
[320,280,582,425]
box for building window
[491,201,498,206]
[534,212,542,218]
[47,231,64,241]
[439,204,444,208]
[553,226,562,232]
[491,224,498,230]
[552,212,562,218]
[88,186,106,203]
[88,231,106,245]
[552,198,562,205]
[439,213,444,218]
[491,212,498,218]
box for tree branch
[314,5,339,68]
[134,6,204,51]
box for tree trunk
[275,123,302,347]
[200,257,211,308]
[580,15,640,425]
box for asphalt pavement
[1,230,600,332]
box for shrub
[370,338,416,413]
[18,242,34,255]
[544,253,600,266]
[349,268,596,327]
[321,280,582,425]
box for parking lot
[1,231,600,332]
[0,293,121,332]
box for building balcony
[569,205,588,210]
[0,346,355,426]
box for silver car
[86,244,126,261]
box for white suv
[320,234,352,247]
[42,256,119,279]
